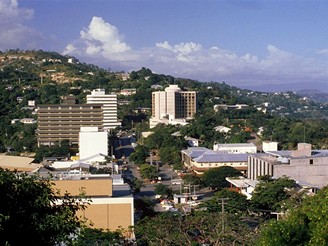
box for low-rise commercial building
[181,147,248,175]
[213,142,257,154]
[53,174,134,237]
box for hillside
[296,89,328,103]
[1,49,328,153]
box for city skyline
[1,0,328,91]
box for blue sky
[1,0,328,91]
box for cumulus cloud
[64,17,328,87]
[0,0,42,49]
[64,16,131,59]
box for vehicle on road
[171,179,183,185]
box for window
[310,159,313,165]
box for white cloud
[64,16,131,59]
[317,49,328,55]
[64,18,328,87]
[156,41,202,55]
[0,0,42,49]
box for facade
[181,147,248,175]
[262,141,278,152]
[213,104,249,112]
[213,142,257,154]
[79,127,108,163]
[119,88,136,96]
[248,143,328,188]
[150,85,197,128]
[53,175,134,236]
[37,96,103,146]
[86,89,121,130]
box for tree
[250,176,296,212]
[73,228,131,245]
[139,164,158,180]
[202,189,249,214]
[135,211,257,245]
[256,186,328,245]
[159,146,181,164]
[0,168,87,246]
[129,145,149,166]
[182,174,203,186]
[202,166,242,190]
[154,183,173,199]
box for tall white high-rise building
[87,89,121,130]
[150,85,197,128]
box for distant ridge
[239,82,328,93]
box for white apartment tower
[150,85,197,127]
[87,89,121,130]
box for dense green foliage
[139,164,158,180]
[135,211,257,245]
[251,176,297,212]
[154,183,173,199]
[256,186,328,245]
[129,145,149,165]
[202,166,242,190]
[72,228,130,246]
[202,189,249,214]
[0,168,86,246]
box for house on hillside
[214,125,231,133]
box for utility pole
[218,198,230,232]
[149,151,153,166]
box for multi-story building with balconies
[150,85,196,128]
[86,89,121,130]
[37,95,103,146]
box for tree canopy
[202,189,249,214]
[256,186,328,245]
[139,164,158,180]
[250,176,297,212]
[202,166,242,190]
[135,211,257,245]
[0,168,86,246]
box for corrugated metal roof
[181,147,209,158]
[193,152,249,163]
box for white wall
[79,127,108,163]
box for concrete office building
[37,95,103,146]
[248,143,328,188]
[86,89,121,130]
[150,85,196,128]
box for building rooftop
[215,143,256,148]
[181,147,209,158]
[0,154,41,172]
[182,147,249,163]
[193,151,249,163]
[262,150,328,159]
